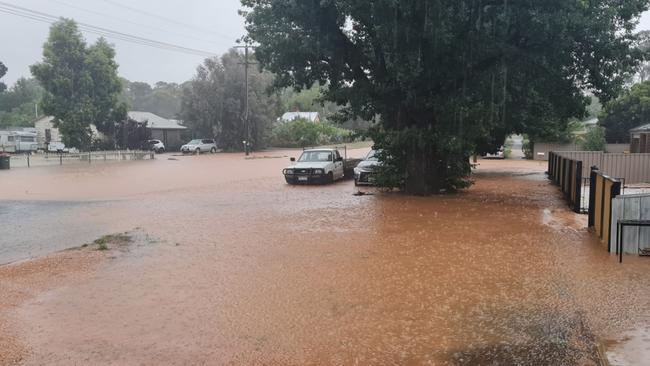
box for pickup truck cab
[283,148,357,185]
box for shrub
[581,126,607,151]
[270,118,353,147]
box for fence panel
[554,151,650,184]
[610,194,650,253]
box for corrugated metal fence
[609,194,650,254]
[552,151,650,184]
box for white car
[145,139,165,153]
[283,148,361,184]
[181,139,217,154]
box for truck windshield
[365,150,379,161]
[299,151,332,162]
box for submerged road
[1,153,649,365]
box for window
[8,136,14,142]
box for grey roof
[280,112,320,123]
[630,123,650,133]
[128,111,187,130]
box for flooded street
[1,152,649,365]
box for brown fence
[588,169,622,247]
[547,151,583,213]
[552,151,650,184]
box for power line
[0,2,219,58]
[50,0,224,46]
[97,0,232,41]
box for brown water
[1,153,649,365]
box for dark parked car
[354,150,381,186]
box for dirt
[0,153,649,365]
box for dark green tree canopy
[600,81,650,143]
[31,19,126,149]
[242,0,648,194]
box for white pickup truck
[283,148,361,185]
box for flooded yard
[1,152,649,365]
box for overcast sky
[2,1,650,87]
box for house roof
[630,123,650,133]
[280,112,320,122]
[128,111,187,130]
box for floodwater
[1,152,649,365]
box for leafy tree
[31,19,126,149]
[0,78,44,128]
[600,81,650,143]
[581,126,607,151]
[121,79,185,119]
[181,49,281,151]
[0,61,6,93]
[242,0,647,195]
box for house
[630,123,650,153]
[279,111,321,123]
[33,116,103,149]
[127,111,187,149]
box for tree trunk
[404,141,444,195]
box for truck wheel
[211,147,217,153]
[327,172,334,184]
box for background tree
[0,78,44,128]
[181,49,280,151]
[242,0,647,195]
[0,61,7,92]
[31,19,126,149]
[121,79,185,119]
[600,81,650,143]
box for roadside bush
[581,126,607,151]
[270,118,353,147]
[522,136,534,160]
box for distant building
[33,116,103,149]
[630,123,650,153]
[279,111,321,123]
[127,111,187,149]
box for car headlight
[313,169,324,174]
[285,169,294,175]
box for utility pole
[235,43,257,156]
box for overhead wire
[97,0,233,41]
[0,1,221,58]
[49,0,225,46]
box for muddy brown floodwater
[1,152,649,365]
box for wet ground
[1,152,649,365]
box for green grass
[93,233,132,251]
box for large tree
[31,19,126,149]
[600,81,650,143]
[181,49,280,151]
[242,0,647,194]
